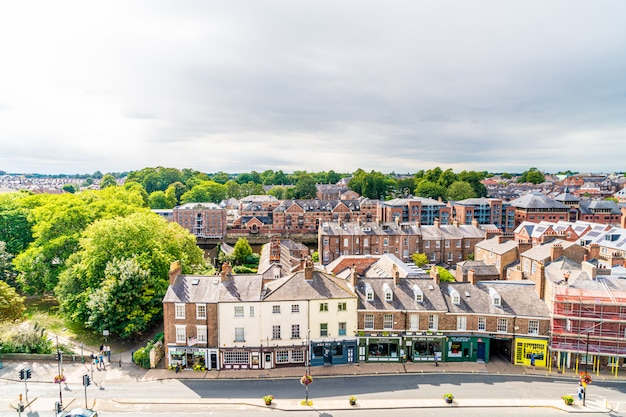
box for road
[1,373,625,416]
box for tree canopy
[0,280,25,322]
[55,211,204,338]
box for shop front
[311,339,358,366]
[167,347,219,370]
[445,336,490,362]
[514,337,548,367]
[403,335,445,362]
[358,336,402,362]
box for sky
[1,1,625,176]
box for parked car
[59,408,98,417]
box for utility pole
[56,336,63,408]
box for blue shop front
[310,339,358,366]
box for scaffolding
[550,286,626,365]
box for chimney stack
[434,218,440,229]
[304,258,314,281]
[221,262,232,282]
[169,260,182,286]
[392,263,400,286]
[351,264,358,287]
[550,242,564,261]
[472,218,479,228]
[468,268,477,285]
[430,266,440,285]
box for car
[59,408,98,417]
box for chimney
[221,262,232,282]
[304,258,314,281]
[169,260,182,286]
[468,268,477,285]
[430,266,440,285]
[452,218,459,227]
[518,241,532,255]
[269,234,281,262]
[351,264,358,287]
[472,218,479,228]
[434,218,440,228]
[587,244,600,261]
[392,263,400,286]
[550,243,564,261]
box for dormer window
[489,287,501,306]
[383,283,393,301]
[365,283,374,301]
[448,286,460,305]
[413,285,423,302]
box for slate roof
[263,270,355,301]
[383,197,446,207]
[163,274,263,304]
[356,277,448,312]
[520,239,578,261]
[579,200,621,214]
[456,260,499,276]
[440,281,549,318]
[475,237,518,255]
[509,192,568,209]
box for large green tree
[0,193,33,255]
[55,212,204,338]
[415,180,446,200]
[180,180,227,204]
[0,280,25,322]
[348,169,393,200]
[232,237,253,266]
[293,174,317,199]
[13,187,147,294]
[517,167,546,184]
[446,181,477,201]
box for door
[347,346,354,363]
[210,353,217,370]
[477,342,486,361]
[323,347,332,365]
[185,353,193,369]
[264,353,272,369]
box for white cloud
[1,0,625,175]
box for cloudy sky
[1,1,625,176]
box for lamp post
[583,331,589,406]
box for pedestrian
[99,352,105,370]
[434,352,439,367]
[99,344,104,353]
[530,353,536,368]
[105,345,111,362]
[577,383,584,401]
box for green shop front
[403,334,446,362]
[445,335,490,362]
[358,335,402,362]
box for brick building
[448,197,516,233]
[173,202,227,238]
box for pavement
[1,355,622,414]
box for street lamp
[583,331,589,406]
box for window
[338,322,347,336]
[409,314,419,330]
[175,325,186,343]
[196,304,206,319]
[338,302,347,311]
[276,350,289,364]
[292,324,300,339]
[273,305,281,314]
[292,350,305,363]
[413,285,423,302]
[425,241,430,248]
[234,306,244,317]
[224,351,248,364]
[196,325,207,343]
[457,316,467,331]
[366,284,374,301]
[272,325,281,339]
[320,302,329,312]
[465,241,470,248]
[249,306,255,317]
[234,327,245,342]
[175,304,185,319]
[528,320,539,335]
[436,241,441,249]
[497,318,508,333]
[291,304,300,313]
[478,317,486,331]
[428,314,438,330]
[384,288,393,301]
[320,323,328,336]
[364,314,374,330]
[456,241,461,248]
[383,314,393,330]
[445,241,450,248]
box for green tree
[517,168,546,184]
[293,175,317,199]
[415,180,446,200]
[180,180,227,204]
[437,168,458,189]
[436,266,456,282]
[224,180,241,199]
[348,169,393,200]
[62,183,76,193]
[164,182,187,206]
[0,193,33,255]
[148,191,175,209]
[395,177,416,197]
[14,187,147,294]
[268,186,289,200]
[0,280,25,322]
[411,252,428,267]
[85,257,158,338]
[55,212,203,337]
[0,242,17,286]
[100,173,118,189]
[446,181,477,201]
[458,170,488,197]
[232,238,253,266]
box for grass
[23,295,103,349]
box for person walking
[577,383,584,401]
[434,352,439,367]
[105,345,111,362]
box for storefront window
[369,341,399,358]
[413,341,441,358]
